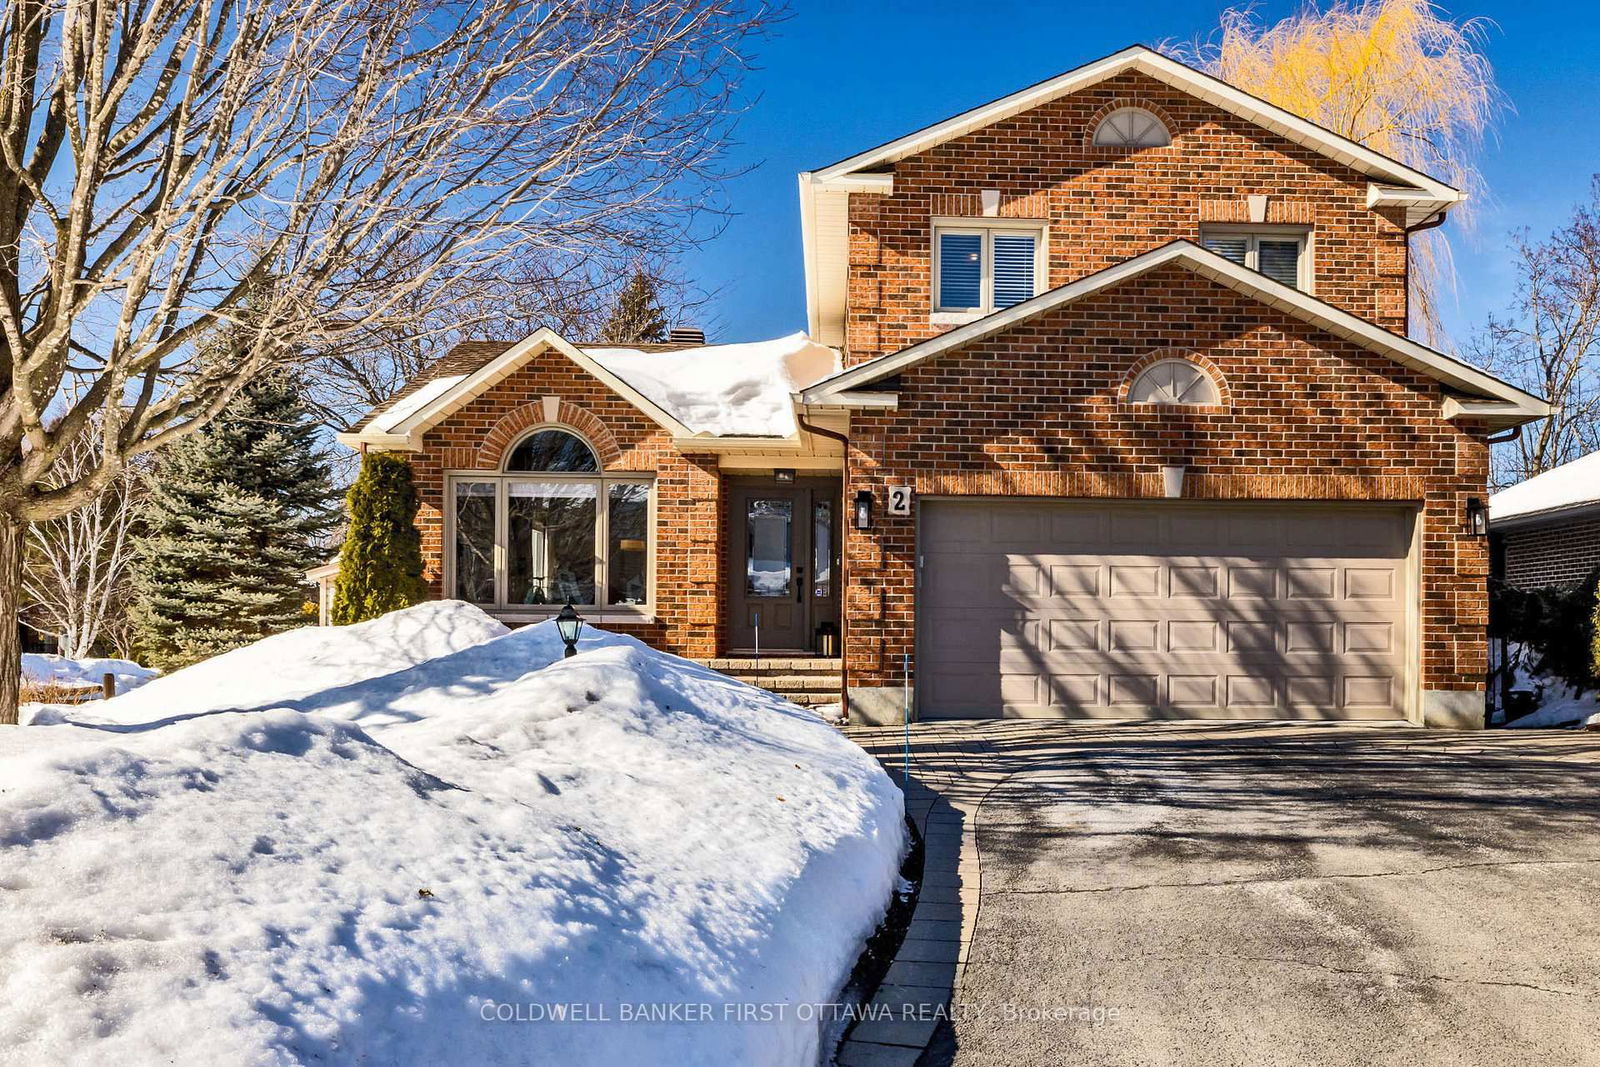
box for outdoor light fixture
[773,468,796,484]
[1466,496,1489,537]
[555,602,585,658]
[853,489,874,530]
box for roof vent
[667,327,706,345]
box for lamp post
[555,602,585,658]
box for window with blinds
[933,224,1042,312]
[1199,228,1307,290]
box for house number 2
[886,486,912,516]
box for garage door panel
[920,501,1413,720]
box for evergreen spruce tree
[330,452,428,625]
[598,269,669,344]
[131,369,338,669]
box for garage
[918,500,1416,720]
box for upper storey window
[1127,359,1221,406]
[1092,107,1170,148]
[933,221,1045,314]
[1200,228,1309,290]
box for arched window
[1127,359,1220,406]
[1092,107,1171,148]
[450,427,650,612]
[505,428,598,472]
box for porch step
[693,658,842,709]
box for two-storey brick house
[342,46,1548,728]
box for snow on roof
[1490,450,1600,523]
[366,373,468,434]
[584,331,840,437]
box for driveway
[845,722,1600,1067]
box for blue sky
[679,0,1600,352]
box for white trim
[801,240,1549,423]
[343,328,698,449]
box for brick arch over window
[477,399,624,470]
[1083,97,1179,151]
[1118,350,1232,407]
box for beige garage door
[919,501,1415,720]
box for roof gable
[812,45,1460,204]
[801,241,1548,431]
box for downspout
[798,410,853,718]
[1401,208,1449,333]
[1486,424,1521,446]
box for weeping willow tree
[1176,0,1505,344]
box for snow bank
[21,654,158,695]
[2,602,903,1065]
[587,333,840,437]
[24,599,508,727]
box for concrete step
[715,673,840,691]
[697,657,841,673]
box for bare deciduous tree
[1470,177,1600,486]
[23,422,141,659]
[0,0,776,721]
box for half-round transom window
[1092,107,1171,148]
[1127,359,1220,405]
[505,428,599,472]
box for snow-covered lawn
[2,602,904,1065]
[20,653,159,697]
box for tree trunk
[0,517,23,725]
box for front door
[727,482,838,652]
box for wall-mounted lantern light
[853,489,874,530]
[773,468,795,484]
[1466,496,1489,537]
[555,601,585,658]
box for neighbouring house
[340,45,1549,728]
[1489,450,1600,590]
[306,560,341,627]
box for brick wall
[843,265,1491,699]
[844,69,1409,364]
[408,346,724,658]
[1499,515,1600,589]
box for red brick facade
[1498,516,1600,590]
[841,265,1491,701]
[408,346,725,658]
[844,69,1410,364]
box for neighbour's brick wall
[1499,516,1600,590]
[844,69,1410,364]
[843,265,1491,698]
[407,346,724,658]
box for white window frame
[1198,225,1313,292]
[443,428,656,619]
[931,218,1048,315]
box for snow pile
[21,654,159,696]
[587,332,840,437]
[1489,449,1600,522]
[2,602,903,1065]
[23,599,508,727]
[1497,642,1600,729]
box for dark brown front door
[727,481,839,653]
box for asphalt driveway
[849,722,1600,1067]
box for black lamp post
[555,602,585,658]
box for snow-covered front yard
[1,602,904,1065]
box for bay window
[448,429,652,611]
